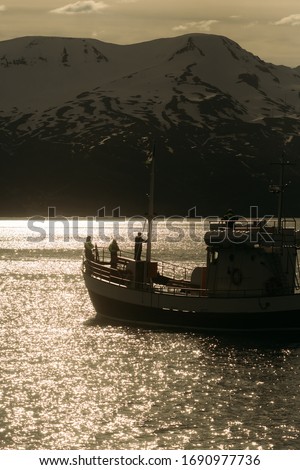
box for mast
[146,143,155,263]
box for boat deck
[83,257,209,297]
[83,257,295,299]
[83,217,300,299]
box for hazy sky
[1,1,300,66]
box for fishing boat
[82,155,300,335]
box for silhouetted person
[109,238,120,268]
[134,232,147,261]
[84,236,94,260]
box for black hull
[88,289,300,335]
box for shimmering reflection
[1,220,300,450]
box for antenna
[146,142,155,263]
[270,151,292,232]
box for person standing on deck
[134,232,147,261]
[84,236,94,260]
[109,238,120,268]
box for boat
[82,153,300,335]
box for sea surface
[1,218,300,450]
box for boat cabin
[203,218,300,298]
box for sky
[0,1,300,67]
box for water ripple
[1,221,300,449]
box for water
[1,219,300,450]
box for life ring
[231,268,242,285]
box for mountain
[1,33,300,217]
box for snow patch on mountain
[1,33,300,154]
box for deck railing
[82,257,300,299]
[93,248,197,282]
[82,257,207,296]
[209,217,297,238]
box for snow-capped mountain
[1,33,300,216]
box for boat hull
[83,273,300,334]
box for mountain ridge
[1,33,300,217]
